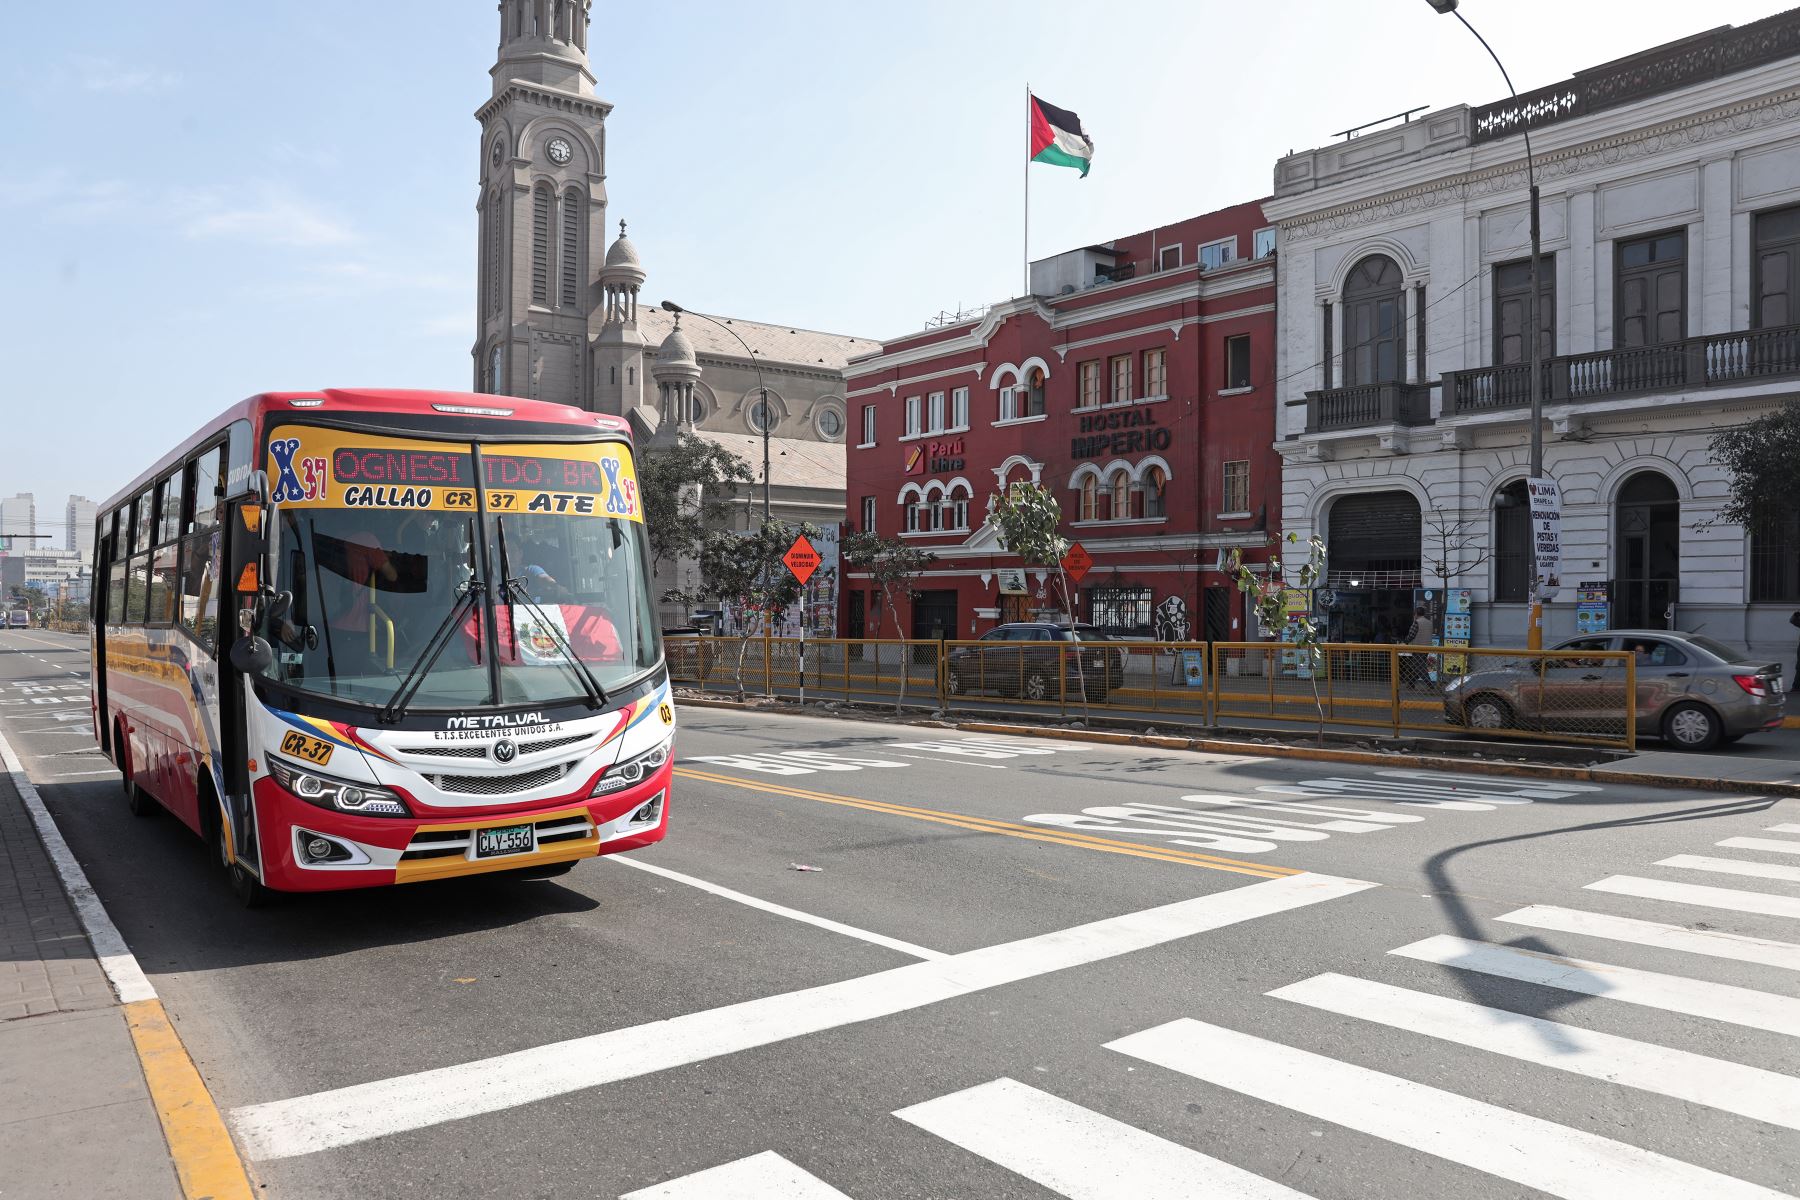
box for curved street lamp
[1426,0,1548,650]
[660,300,771,522]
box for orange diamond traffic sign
[1060,542,1092,585]
[783,534,822,585]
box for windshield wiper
[496,518,608,710]
[380,580,484,725]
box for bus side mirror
[229,635,273,675]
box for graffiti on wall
[1154,595,1190,642]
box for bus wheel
[206,794,269,908]
[119,730,157,818]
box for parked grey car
[1443,629,1785,750]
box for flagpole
[1023,82,1030,298]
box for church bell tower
[473,1,609,409]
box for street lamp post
[660,300,771,522]
[1427,0,1547,649]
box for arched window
[1489,480,1530,601]
[484,188,504,316]
[488,345,504,395]
[1109,469,1130,520]
[943,483,971,531]
[1079,476,1099,522]
[530,184,553,306]
[1143,465,1168,518]
[1343,254,1404,386]
[561,187,583,309]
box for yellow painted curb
[124,998,255,1200]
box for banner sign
[996,567,1029,595]
[1527,476,1562,599]
[267,428,641,521]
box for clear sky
[2,0,1792,540]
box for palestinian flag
[1029,94,1094,177]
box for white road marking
[1272,972,1800,1130]
[1498,905,1800,973]
[41,769,120,780]
[1768,824,1800,835]
[1720,837,1800,856]
[228,871,1377,1161]
[612,856,946,961]
[1656,853,1800,885]
[0,733,155,1005]
[621,1151,852,1200]
[894,1077,1308,1199]
[1586,875,1800,920]
[1108,1018,1786,1200]
[1392,934,1800,1038]
[886,752,1007,769]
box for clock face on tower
[546,138,573,166]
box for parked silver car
[1443,629,1785,751]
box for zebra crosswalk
[624,817,1800,1199]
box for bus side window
[126,552,151,624]
[193,444,225,531]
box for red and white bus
[90,389,673,905]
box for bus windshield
[258,427,657,711]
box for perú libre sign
[905,437,966,475]
[1070,407,1172,459]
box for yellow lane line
[673,767,1297,880]
[124,998,256,1200]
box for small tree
[1231,533,1328,745]
[984,481,1089,714]
[841,530,935,712]
[1711,405,1800,535]
[698,518,819,700]
[1421,506,1492,594]
[637,431,755,583]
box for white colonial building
[1267,11,1800,669]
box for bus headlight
[591,733,673,796]
[268,758,411,817]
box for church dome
[657,325,696,365]
[605,232,641,269]
[599,220,647,290]
[652,320,701,381]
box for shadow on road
[1418,795,1777,1047]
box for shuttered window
[561,188,582,309]
[531,186,552,306]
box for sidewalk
[0,766,182,1198]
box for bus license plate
[474,824,534,858]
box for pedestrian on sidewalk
[1403,605,1435,692]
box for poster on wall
[720,523,841,637]
[1528,477,1563,599]
[1575,580,1611,635]
[1440,587,1472,677]
[996,568,1029,595]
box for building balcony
[1300,381,1434,434]
[1443,323,1800,416]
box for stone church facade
[470,1,865,622]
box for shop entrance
[1322,490,1422,644]
[1614,471,1680,629]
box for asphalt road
[5,627,1800,1199]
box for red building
[843,201,1280,644]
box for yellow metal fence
[665,636,1638,750]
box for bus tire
[119,726,157,818]
[204,785,270,908]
